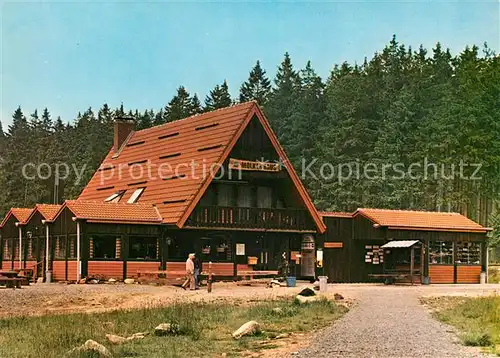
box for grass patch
[0,297,347,358]
[423,296,500,354]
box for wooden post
[207,261,213,293]
[410,246,415,285]
[420,243,424,284]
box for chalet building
[319,209,491,284]
[0,102,326,281]
[0,102,491,284]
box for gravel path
[297,286,494,358]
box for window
[129,237,157,260]
[237,186,252,208]
[199,235,232,262]
[430,241,454,264]
[68,235,77,259]
[217,184,233,206]
[456,241,481,265]
[257,186,272,208]
[91,235,117,259]
[128,187,145,203]
[105,190,125,203]
[3,239,12,260]
[54,236,66,259]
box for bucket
[422,276,430,285]
[480,271,487,284]
[45,270,52,284]
[286,276,296,287]
[318,276,328,292]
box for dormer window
[127,188,145,204]
[105,190,125,203]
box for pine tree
[205,80,232,111]
[191,94,202,114]
[165,86,195,121]
[239,60,271,105]
[265,53,300,138]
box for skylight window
[105,190,125,203]
[127,188,145,204]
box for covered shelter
[320,208,491,284]
[368,240,422,284]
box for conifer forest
[1,37,499,228]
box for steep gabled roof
[0,208,34,227]
[54,200,162,225]
[354,208,490,233]
[26,204,63,223]
[78,102,326,233]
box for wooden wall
[429,265,454,283]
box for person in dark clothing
[193,255,201,289]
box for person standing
[181,253,195,290]
[193,254,201,289]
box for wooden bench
[238,270,279,280]
[0,276,23,289]
[369,273,421,285]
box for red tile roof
[26,204,63,223]
[0,208,35,227]
[355,208,490,233]
[320,211,353,218]
[58,200,162,225]
[77,102,326,233]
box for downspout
[15,223,22,268]
[72,217,81,282]
[42,220,49,278]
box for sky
[1,1,499,127]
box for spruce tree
[205,80,232,111]
[165,86,195,121]
[239,60,271,105]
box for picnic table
[0,270,24,289]
[369,270,421,285]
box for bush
[461,331,493,347]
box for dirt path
[296,285,499,358]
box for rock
[271,307,283,314]
[108,278,117,283]
[232,321,261,339]
[295,295,318,304]
[298,286,316,297]
[127,332,148,340]
[124,278,135,284]
[275,333,291,339]
[90,279,99,284]
[78,278,86,284]
[155,323,180,336]
[36,277,44,284]
[313,280,320,290]
[66,339,112,357]
[106,334,127,345]
[334,293,344,300]
[105,332,148,345]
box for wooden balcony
[186,206,316,231]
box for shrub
[461,331,493,347]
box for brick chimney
[114,118,135,152]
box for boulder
[108,278,117,283]
[232,321,261,339]
[154,323,180,336]
[295,295,318,305]
[334,293,344,300]
[106,334,127,345]
[298,286,316,297]
[106,332,148,345]
[271,307,283,314]
[66,339,112,357]
[124,278,135,284]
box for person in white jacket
[181,253,195,290]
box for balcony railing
[186,206,315,231]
